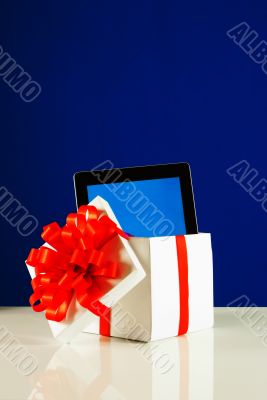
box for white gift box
[84,232,214,341]
[26,196,146,343]
[27,196,213,342]
[84,197,214,342]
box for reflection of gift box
[28,328,213,400]
[111,329,214,400]
[26,196,145,343]
[84,231,214,341]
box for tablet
[74,162,198,237]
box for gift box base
[83,233,214,342]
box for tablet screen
[87,177,186,237]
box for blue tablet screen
[87,177,186,237]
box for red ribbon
[176,236,189,336]
[26,205,128,328]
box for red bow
[26,205,129,322]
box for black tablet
[74,162,198,237]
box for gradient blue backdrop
[0,0,266,306]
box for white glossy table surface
[0,307,266,400]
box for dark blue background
[0,0,266,306]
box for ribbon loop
[26,205,128,322]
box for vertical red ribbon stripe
[99,307,111,336]
[86,299,111,336]
[176,236,189,336]
[100,235,190,338]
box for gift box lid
[26,196,146,342]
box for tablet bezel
[74,162,198,234]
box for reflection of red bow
[26,205,129,322]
